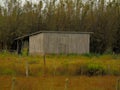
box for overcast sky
[0,0,40,3]
[0,0,110,6]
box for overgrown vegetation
[0,0,120,54]
[0,53,120,76]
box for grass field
[0,53,120,90]
[0,76,119,90]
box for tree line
[0,0,120,54]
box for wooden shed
[15,31,92,55]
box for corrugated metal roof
[15,31,93,40]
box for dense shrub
[52,63,106,76]
[86,63,106,76]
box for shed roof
[15,31,93,40]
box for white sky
[0,0,110,6]
[0,0,39,3]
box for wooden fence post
[65,78,69,90]
[116,79,120,90]
[43,54,46,76]
[26,61,29,77]
[11,77,16,90]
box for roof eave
[14,31,94,40]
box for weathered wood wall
[29,33,90,55]
[29,33,44,55]
[44,33,90,54]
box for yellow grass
[0,53,120,76]
[0,53,120,90]
[0,76,119,90]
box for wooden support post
[17,40,19,54]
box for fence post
[65,78,69,90]
[11,77,16,90]
[26,61,29,77]
[43,54,46,76]
[116,79,120,90]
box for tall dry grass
[0,53,120,76]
